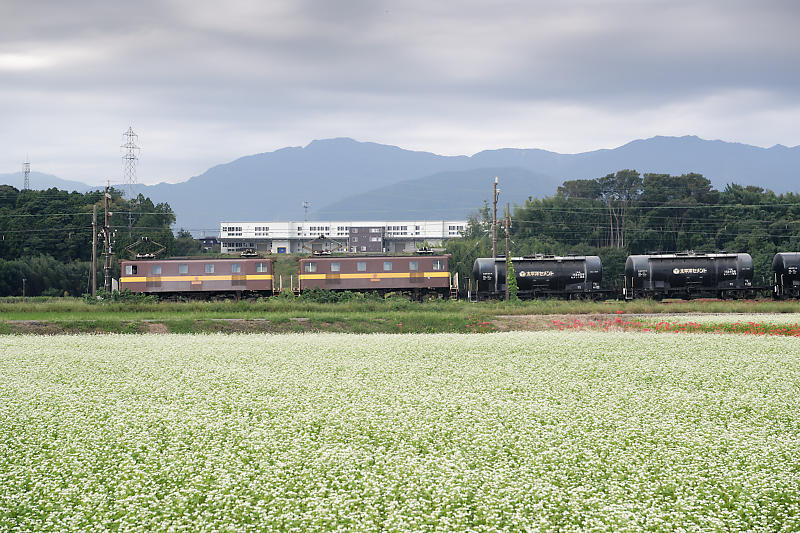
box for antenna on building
[302,200,311,222]
[22,157,30,190]
[121,127,140,236]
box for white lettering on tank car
[519,270,555,277]
[672,268,707,274]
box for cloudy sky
[1,0,798,185]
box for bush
[299,289,384,304]
[84,289,158,304]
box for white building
[219,220,467,254]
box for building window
[353,237,358,242]
[205,264,215,274]
[357,261,367,272]
[125,265,137,275]
[256,262,268,273]
[384,261,392,271]
[370,236,381,242]
[178,264,188,274]
[152,265,162,275]
[331,262,340,272]
[409,261,418,271]
[231,263,241,273]
[360,246,366,252]
[304,262,317,273]
[433,259,444,271]
[370,228,381,233]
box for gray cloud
[1,0,799,184]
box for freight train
[471,254,610,300]
[120,254,456,300]
[120,257,276,298]
[773,253,800,299]
[119,250,800,301]
[298,255,454,299]
[471,251,800,301]
[622,252,755,300]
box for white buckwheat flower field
[2,331,800,531]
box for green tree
[506,259,519,301]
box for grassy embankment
[2,296,800,334]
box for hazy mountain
[315,167,558,220]
[137,138,475,232]
[318,135,800,224]
[469,136,800,192]
[0,171,94,192]
[3,136,799,232]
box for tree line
[447,171,800,289]
[0,185,202,296]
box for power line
[0,211,174,218]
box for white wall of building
[219,220,467,254]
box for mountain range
[2,135,799,233]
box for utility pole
[22,278,26,299]
[92,204,97,297]
[505,202,511,301]
[491,177,499,259]
[103,183,113,293]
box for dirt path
[491,314,632,331]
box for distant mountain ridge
[314,167,558,220]
[0,171,94,192]
[3,136,799,231]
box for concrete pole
[505,203,511,301]
[92,204,97,297]
[492,177,498,259]
[103,183,113,293]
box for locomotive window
[409,261,418,271]
[231,263,241,273]
[357,261,367,272]
[331,262,340,272]
[178,264,188,274]
[304,262,317,273]
[433,259,444,271]
[151,265,162,275]
[205,264,215,274]
[384,261,392,271]
[125,265,137,275]
[255,262,268,273]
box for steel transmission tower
[121,127,140,236]
[22,158,30,190]
[121,127,140,200]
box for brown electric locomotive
[298,255,453,298]
[120,258,274,297]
